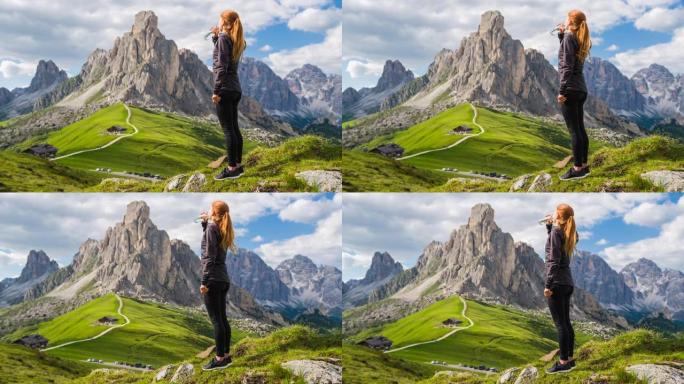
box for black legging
[203,281,231,357]
[560,91,588,167]
[216,91,243,167]
[547,284,575,361]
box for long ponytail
[569,10,591,63]
[556,204,578,257]
[211,200,237,253]
[220,10,247,62]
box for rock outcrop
[571,251,634,308]
[343,251,403,307]
[0,59,68,118]
[276,255,342,314]
[641,170,684,192]
[621,258,684,320]
[0,250,59,306]
[228,248,290,303]
[286,64,342,118]
[281,359,342,384]
[626,364,684,384]
[295,170,342,192]
[632,64,684,123]
[584,57,646,114]
[239,57,300,113]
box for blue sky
[0,193,341,280]
[0,0,342,90]
[343,0,684,89]
[343,193,684,281]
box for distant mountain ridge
[0,250,59,306]
[0,60,68,119]
[343,60,415,119]
[342,251,403,308]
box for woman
[557,10,591,181]
[543,203,577,374]
[199,200,237,370]
[211,10,247,180]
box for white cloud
[623,196,684,227]
[611,27,684,76]
[266,23,341,76]
[288,7,341,32]
[0,59,36,79]
[251,235,264,242]
[257,209,342,268]
[596,238,609,245]
[606,44,619,51]
[634,6,684,32]
[279,194,341,223]
[259,44,273,52]
[346,59,384,79]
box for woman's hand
[210,26,219,37]
[200,211,209,222]
[200,285,209,295]
[544,288,553,298]
[557,94,567,104]
[212,94,221,104]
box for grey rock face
[513,366,538,384]
[0,250,59,306]
[343,251,403,308]
[0,59,68,118]
[641,170,684,192]
[227,248,290,303]
[276,255,342,311]
[632,64,684,120]
[169,363,194,383]
[621,258,684,320]
[295,170,342,192]
[286,64,342,117]
[571,251,634,308]
[527,173,552,192]
[239,57,300,112]
[343,59,415,119]
[181,172,206,192]
[27,60,68,93]
[281,359,342,384]
[584,57,646,112]
[626,364,684,384]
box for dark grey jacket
[212,33,241,96]
[558,31,587,96]
[545,224,574,289]
[201,221,229,286]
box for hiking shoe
[202,356,232,371]
[583,166,590,175]
[569,359,576,368]
[560,167,588,181]
[546,361,574,374]
[214,167,243,180]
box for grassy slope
[43,104,255,177]
[6,294,242,368]
[0,343,91,384]
[94,135,342,192]
[343,344,441,384]
[70,326,342,384]
[348,298,591,370]
[0,151,101,192]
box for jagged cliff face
[571,251,634,308]
[343,251,403,308]
[0,60,68,118]
[276,255,342,312]
[286,64,342,117]
[0,250,59,306]
[227,248,290,303]
[342,59,415,119]
[632,64,684,122]
[584,57,646,113]
[621,258,684,320]
[239,57,300,113]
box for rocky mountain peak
[478,10,505,35]
[571,251,634,307]
[467,203,496,228]
[376,60,414,93]
[123,201,150,225]
[132,10,159,35]
[17,250,58,284]
[363,252,403,284]
[27,60,68,93]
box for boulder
[241,371,268,384]
[170,363,194,383]
[513,366,538,384]
[295,170,342,192]
[510,175,530,192]
[640,171,684,192]
[626,364,684,384]
[155,365,174,381]
[182,172,206,192]
[281,359,342,384]
[527,173,552,192]
[165,175,185,192]
[499,367,519,383]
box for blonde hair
[220,10,247,62]
[556,203,578,257]
[211,200,237,253]
[568,10,591,63]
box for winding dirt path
[397,103,484,161]
[40,294,130,352]
[384,296,473,354]
[50,104,138,162]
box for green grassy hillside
[0,342,91,384]
[348,297,592,370]
[0,151,102,192]
[343,344,441,384]
[5,294,244,368]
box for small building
[23,144,58,158]
[107,125,127,135]
[442,318,463,327]
[370,143,404,158]
[452,125,473,134]
[357,335,393,351]
[98,316,118,325]
[13,334,48,349]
